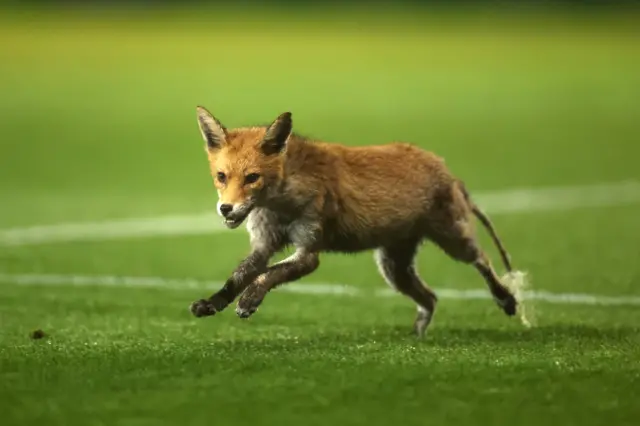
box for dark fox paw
[495,294,517,317]
[190,294,230,317]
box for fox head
[196,106,292,229]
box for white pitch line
[1,273,639,307]
[1,180,640,247]
[0,273,359,296]
[475,180,640,214]
[0,213,224,246]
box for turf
[0,8,639,426]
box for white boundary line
[2,273,639,307]
[0,213,224,246]
[1,180,639,246]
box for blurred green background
[1,0,638,227]
[0,2,639,425]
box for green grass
[1,9,640,426]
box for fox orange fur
[190,106,523,336]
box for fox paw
[190,294,230,317]
[494,294,517,317]
[236,286,267,319]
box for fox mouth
[222,205,253,229]
[224,216,246,229]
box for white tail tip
[501,270,535,328]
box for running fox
[190,106,528,336]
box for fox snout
[216,200,253,229]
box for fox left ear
[261,112,292,155]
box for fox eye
[245,173,261,185]
[216,172,226,184]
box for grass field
[1,8,639,426]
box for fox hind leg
[430,221,517,317]
[374,240,438,338]
[473,252,517,316]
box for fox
[190,106,529,336]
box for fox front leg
[236,250,320,318]
[190,248,272,318]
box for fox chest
[246,209,375,252]
[246,209,318,249]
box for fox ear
[261,112,292,155]
[196,106,228,150]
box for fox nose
[220,204,233,217]
[219,204,233,218]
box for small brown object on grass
[30,329,46,340]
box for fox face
[196,106,292,229]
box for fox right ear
[261,112,292,156]
[196,106,228,150]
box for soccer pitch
[0,9,639,426]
